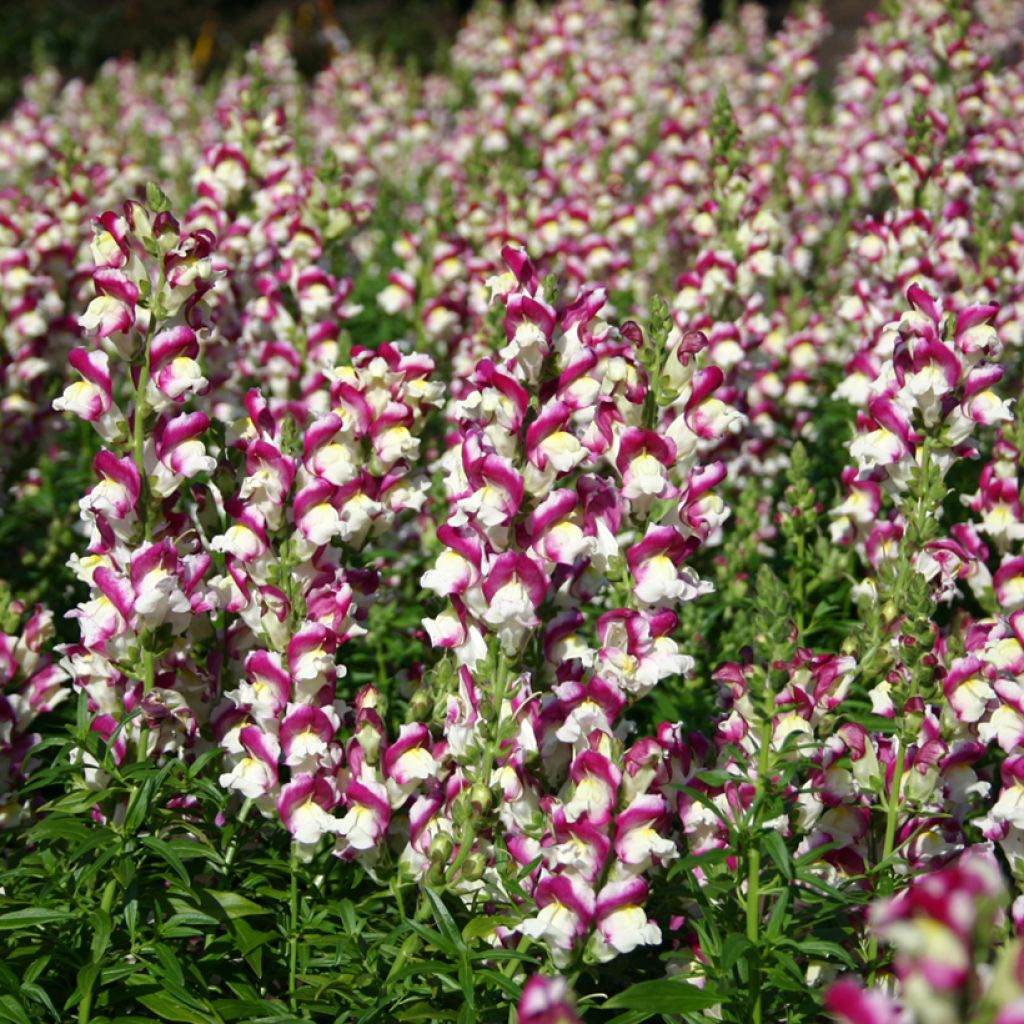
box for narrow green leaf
[763,831,793,881]
[90,907,113,961]
[720,932,753,973]
[201,890,268,920]
[604,979,721,1013]
[0,995,32,1024]
[789,938,857,969]
[423,888,465,953]
[141,836,192,887]
[136,993,216,1024]
[0,908,74,930]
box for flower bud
[429,833,454,865]
[469,782,492,814]
[458,852,487,882]
[451,788,473,825]
[409,689,432,722]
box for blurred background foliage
[0,0,469,109]
[0,0,871,111]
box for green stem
[223,798,253,876]
[288,845,299,1013]
[881,739,907,876]
[746,721,771,1024]
[132,321,156,752]
[131,321,153,538]
[502,933,532,979]
[384,893,431,988]
[79,878,118,1024]
[794,526,806,635]
[868,738,906,977]
[447,651,509,882]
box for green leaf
[0,995,32,1024]
[604,979,721,1013]
[196,889,268,920]
[789,938,857,969]
[763,831,793,881]
[141,836,192,887]
[720,932,753,973]
[145,182,172,214]
[19,982,59,1021]
[90,907,113,961]
[136,993,216,1024]
[0,908,75,930]
[667,847,730,879]
[423,887,465,953]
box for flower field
[2,0,1024,1020]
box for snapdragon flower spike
[0,606,69,826]
[25,0,1024,1000]
[843,287,1010,496]
[866,845,1008,1018]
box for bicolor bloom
[626,526,707,606]
[519,873,596,960]
[516,975,582,1024]
[277,773,341,850]
[53,349,126,441]
[589,877,662,961]
[336,777,391,855]
[218,726,280,801]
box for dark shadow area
[0,0,875,110]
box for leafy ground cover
[2,1,1024,1021]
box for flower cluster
[4,0,1024,1019]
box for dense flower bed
[3,1,1024,1021]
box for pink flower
[277,773,341,849]
[517,974,582,1024]
[218,725,280,801]
[590,877,662,961]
